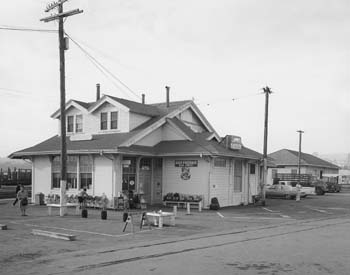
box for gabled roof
[106,95,161,117]
[268,149,339,170]
[10,121,261,161]
[9,132,139,157]
[74,100,94,110]
[51,99,92,118]
[12,95,232,158]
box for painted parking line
[323,207,349,211]
[216,212,225,218]
[10,221,151,237]
[226,216,293,220]
[308,208,332,214]
[262,207,280,213]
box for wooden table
[146,211,175,228]
[47,203,80,216]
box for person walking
[12,184,21,206]
[17,185,29,216]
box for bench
[146,211,175,228]
[32,229,76,241]
[163,201,202,212]
[47,203,80,216]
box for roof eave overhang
[89,96,130,114]
[51,100,89,119]
[10,149,122,158]
[276,163,339,169]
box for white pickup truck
[279,181,316,197]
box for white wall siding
[162,157,209,204]
[210,162,230,207]
[162,124,187,141]
[135,127,163,146]
[94,156,113,199]
[178,109,206,133]
[33,156,52,197]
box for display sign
[175,160,198,167]
[225,135,242,150]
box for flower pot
[101,210,107,220]
[82,209,88,218]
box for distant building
[10,85,262,207]
[267,149,339,184]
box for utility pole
[261,86,272,206]
[41,1,83,216]
[297,130,304,186]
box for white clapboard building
[10,85,262,208]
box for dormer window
[100,112,108,130]
[67,114,83,133]
[111,111,118,130]
[67,116,74,133]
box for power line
[0,25,57,33]
[0,87,57,101]
[65,34,133,99]
[65,33,141,100]
[195,91,264,107]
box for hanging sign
[175,160,198,167]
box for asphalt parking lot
[1,192,350,274]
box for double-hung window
[79,156,92,190]
[110,111,118,130]
[67,156,78,189]
[51,156,61,188]
[100,112,108,130]
[67,116,74,133]
[75,115,83,133]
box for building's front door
[248,163,258,203]
[152,158,163,204]
[122,157,136,194]
[232,160,243,205]
[139,158,152,204]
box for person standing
[78,188,88,209]
[17,185,29,216]
[296,183,302,202]
[12,184,21,206]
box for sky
[0,0,349,158]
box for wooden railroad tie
[0,224,7,230]
[32,229,76,241]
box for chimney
[96,83,101,101]
[142,93,145,104]
[165,86,170,108]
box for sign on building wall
[175,160,198,180]
[175,160,198,167]
[180,167,191,180]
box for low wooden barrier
[32,229,76,241]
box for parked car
[266,181,306,199]
[326,182,341,193]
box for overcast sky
[0,0,349,158]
